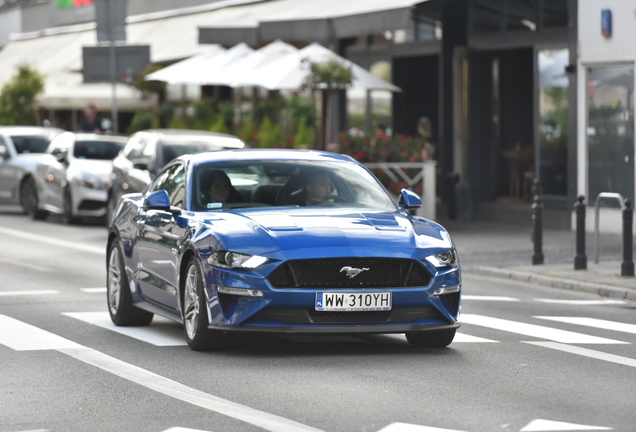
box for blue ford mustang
[106,149,461,350]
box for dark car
[106,149,461,351]
[0,126,63,214]
[106,129,245,224]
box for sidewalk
[437,219,636,301]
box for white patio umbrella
[188,42,254,86]
[227,40,298,88]
[238,42,401,92]
[145,45,226,84]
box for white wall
[577,0,636,233]
[0,8,21,48]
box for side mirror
[144,189,180,214]
[0,147,8,159]
[55,153,68,164]
[398,189,422,209]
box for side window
[148,164,186,208]
[122,137,140,160]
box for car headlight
[207,251,269,269]
[425,249,459,268]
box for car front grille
[244,307,445,325]
[268,258,431,289]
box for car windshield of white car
[74,141,124,160]
[9,135,52,154]
[191,160,396,211]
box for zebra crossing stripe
[460,314,628,344]
[0,290,58,296]
[525,342,636,369]
[535,317,636,335]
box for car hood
[68,159,113,181]
[192,208,453,256]
[9,153,42,173]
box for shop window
[538,49,568,196]
[586,65,635,204]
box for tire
[20,178,47,220]
[63,188,80,225]
[182,257,224,351]
[406,328,456,348]
[107,241,153,326]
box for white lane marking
[525,341,636,369]
[453,333,498,343]
[0,315,323,432]
[60,346,323,432]
[535,299,625,305]
[0,226,104,255]
[0,290,59,296]
[0,315,82,350]
[377,422,466,432]
[535,317,636,335]
[460,314,628,344]
[162,428,212,432]
[0,256,54,272]
[63,312,187,346]
[521,418,611,431]
[80,287,107,294]
[462,295,520,302]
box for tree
[0,65,45,125]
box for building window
[538,49,568,196]
[586,65,635,204]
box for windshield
[74,140,123,160]
[190,160,396,211]
[9,135,52,154]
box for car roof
[134,129,245,148]
[0,126,64,137]
[184,149,357,166]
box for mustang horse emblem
[340,266,370,279]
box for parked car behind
[0,126,63,214]
[30,132,127,223]
[106,129,245,224]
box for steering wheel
[311,195,348,205]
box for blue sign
[602,9,612,37]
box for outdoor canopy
[146,41,401,92]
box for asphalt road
[1,205,635,432]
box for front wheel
[20,178,47,220]
[406,328,456,348]
[107,241,153,326]
[182,257,224,351]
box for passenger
[203,170,243,206]
[292,172,333,206]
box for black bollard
[621,199,634,277]
[574,195,587,270]
[531,185,544,265]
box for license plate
[315,292,392,311]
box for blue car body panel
[108,149,461,334]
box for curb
[466,266,636,301]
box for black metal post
[531,180,544,265]
[621,199,634,277]
[574,195,587,270]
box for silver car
[0,126,63,214]
[31,132,127,223]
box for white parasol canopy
[227,40,299,87]
[236,42,401,92]
[145,46,227,84]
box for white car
[0,126,63,214]
[30,132,127,223]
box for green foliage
[253,94,286,125]
[127,111,155,134]
[287,94,316,127]
[293,117,314,149]
[133,64,167,96]
[257,117,282,148]
[209,117,229,134]
[169,116,188,129]
[0,64,45,126]
[238,115,256,145]
[192,98,216,130]
[300,58,353,91]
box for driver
[292,172,333,206]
